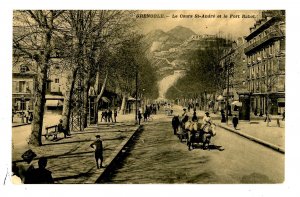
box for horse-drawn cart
[184,121,216,150]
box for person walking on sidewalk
[232,115,239,130]
[90,135,104,169]
[282,110,285,121]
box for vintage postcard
[11,10,285,184]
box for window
[55,78,59,83]
[19,81,26,93]
[20,65,29,73]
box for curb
[217,124,285,154]
[85,124,143,183]
[12,123,31,128]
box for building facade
[12,62,36,112]
[244,10,285,115]
[219,37,249,119]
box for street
[102,115,284,183]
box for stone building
[244,10,285,115]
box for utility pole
[226,60,230,125]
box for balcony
[244,31,284,54]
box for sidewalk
[12,114,141,184]
[172,105,285,152]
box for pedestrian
[90,135,104,169]
[101,111,105,122]
[220,109,226,123]
[28,112,33,123]
[114,109,118,123]
[31,157,54,184]
[172,115,180,135]
[232,115,239,130]
[58,119,70,138]
[19,149,37,184]
[138,110,142,125]
[12,162,22,184]
[24,110,29,123]
[282,110,285,121]
[192,110,198,122]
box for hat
[205,112,209,114]
[21,149,37,162]
[183,108,187,110]
[95,135,101,138]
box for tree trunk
[61,68,78,133]
[94,71,108,122]
[120,93,127,114]
[28,68,48,146]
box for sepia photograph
[10,9,286,184]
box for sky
[135,10,260,38]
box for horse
[185,120,203,150]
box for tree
[13,10,64,146]
[166,37,231,109]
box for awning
[46,100,59,107]
[277,98,285,103]
[101,96,110,103]
[231,101,242,107]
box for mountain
[167,26,196,41]
[142,29,182,52]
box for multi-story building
[12,59,68,112]
[12,61,36,112]
[219,37,249,119]
[244,10,285,115]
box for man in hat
[202,112,213,130]
[90,135,104,169]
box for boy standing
[90,135,104,169]
[232,115,239,130]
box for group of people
[12,109,33,123]
[136,103,160,125]
[172,108,214,135]
[12,149,54,184]
[101,108,117,123]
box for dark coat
[31,168,54,184]
[172,116,180,128]
[232,116,239,125]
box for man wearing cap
[90,135,104,169]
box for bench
[43,125,59,140]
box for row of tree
[13,10,158,146]
[165,37,232,106]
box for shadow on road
[190,144,225,151]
